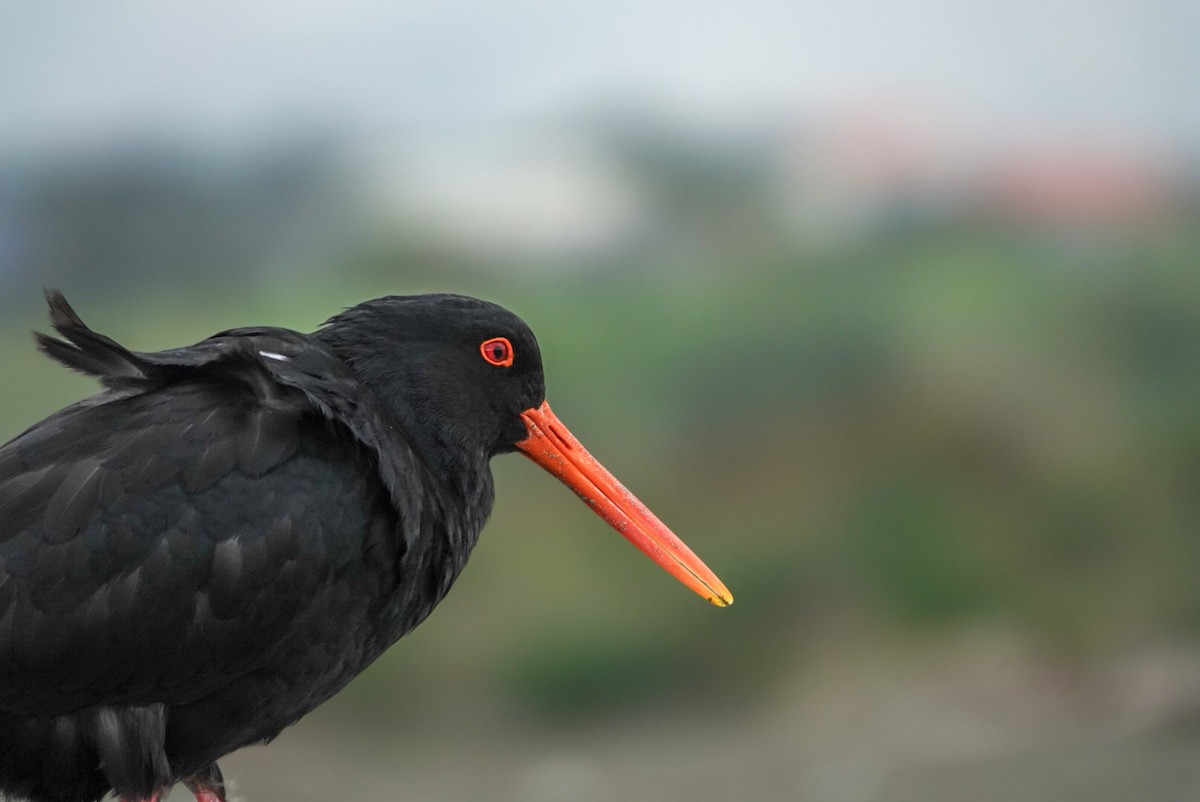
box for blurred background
[2,2,1200,800]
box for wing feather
[0,295,429,717]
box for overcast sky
[1,0,1197,159]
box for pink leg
[119,786,220,802]
[118,764,225,802]
[184,764,227,802]
[191,792,224,802]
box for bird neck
[381,423,496,641]
[314,322,497,579]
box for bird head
[320,294,732,607]
[320,294,546,456]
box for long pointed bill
[516,401,733,607]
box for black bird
[0,292,731,802]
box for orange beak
[516,401,733,607]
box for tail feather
[35,290,149,386]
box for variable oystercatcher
[0,292,731,802]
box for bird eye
[480,337,514,367]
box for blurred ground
[3,3,1200,800]
[187,636,1200,802]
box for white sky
[0,0,1197,158]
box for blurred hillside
[2,110,1195,300]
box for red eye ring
[480,337,514,367]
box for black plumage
[0,292,545,802]
[0,291,731,802]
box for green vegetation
[3,222,1198,722]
